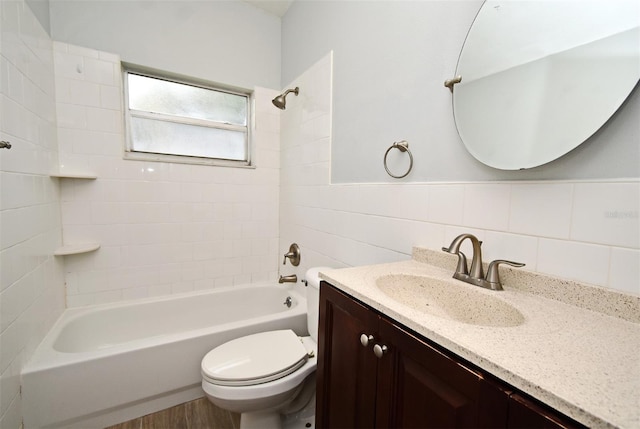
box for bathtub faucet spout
[279,274,297,284]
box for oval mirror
[452,0,640,170]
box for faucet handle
[442,247,469,275]
[282,243,300,266]
[485,260,525,288]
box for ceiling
[243,0,293,17]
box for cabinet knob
[373,344,388,358]
[360,334,374,347]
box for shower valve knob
[282,243,300,266]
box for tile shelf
[54,243,101,256]
[50,172,97,179]
[50,171,99,255]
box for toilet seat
[201,330,310,387]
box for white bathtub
[21,284,307,428]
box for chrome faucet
[279,274,298,284]
[442,233,525,291]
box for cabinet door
[508,393,586,429]
[316,283,380,429]
[376,318,509,428]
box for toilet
[201,267,326,429]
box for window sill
[123,151,254,169]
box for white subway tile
[609,247,640,295]
[66,293,96,308]
[571,182,639,248]
[0,386,22,429]
[0,249,16,292]
[54,50,84,80]
[121,287,150,301]
[92,246,122,269]
[509,183,573,239]
[181,261,204,282]
[56,103,86,129]
[0,57,10,98]
[65,271,79,295]
[91,202,125,225]
[69,80,100,107]
[257,148,280,169]
[66,44,100,59]
[483,231,539,271]
[99,85,121,110]
[90,290,123,305]
[61,201,91,225]
[77,269,111,294]
[86,106,121,133]
[171,281,194,295]
[0,350,22,417]
[428,184,465,225]
[124,202,172,224]
[0,273,34,332]
[7,60,24,103]
[84,58,116,85]
[462,183,511,231]
[537,238,610,286]
[98,50,120,63]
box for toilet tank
[305,267,331,343]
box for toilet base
[237,376,316,429]
[240,411,282,429]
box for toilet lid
[201,330,309,386]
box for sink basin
[376,274,525,327]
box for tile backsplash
[279,51,639,297]
[53,42,282,307]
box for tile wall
[0,1,66,427]
[53,42,282,307]
[280,51,640,296]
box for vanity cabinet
[316,282,585,429]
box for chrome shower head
[272,87,299,110]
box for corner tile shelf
[54,243,101,256]
[50,172,99,256]
[50,172,97,179]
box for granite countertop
[318,247,640,429]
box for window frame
[122,63,254,168]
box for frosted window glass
[124,67,251,165]
[128,73,247,125]
[131,117,247,161]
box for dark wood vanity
[316,282,586,429]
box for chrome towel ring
[383,140,413,179]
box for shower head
[272,87,299,110]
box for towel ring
[384,140,413,179]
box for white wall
[279,52,639,296]
[281,0,640,183]
[54,42,282,307]
[49,0,281,91]
[0,1,65,427]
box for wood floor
[105,398,240,429]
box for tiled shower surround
[0,2,65,427]
[53,42,282,307]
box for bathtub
[21,284,307,429]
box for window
[123,65,251,166]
